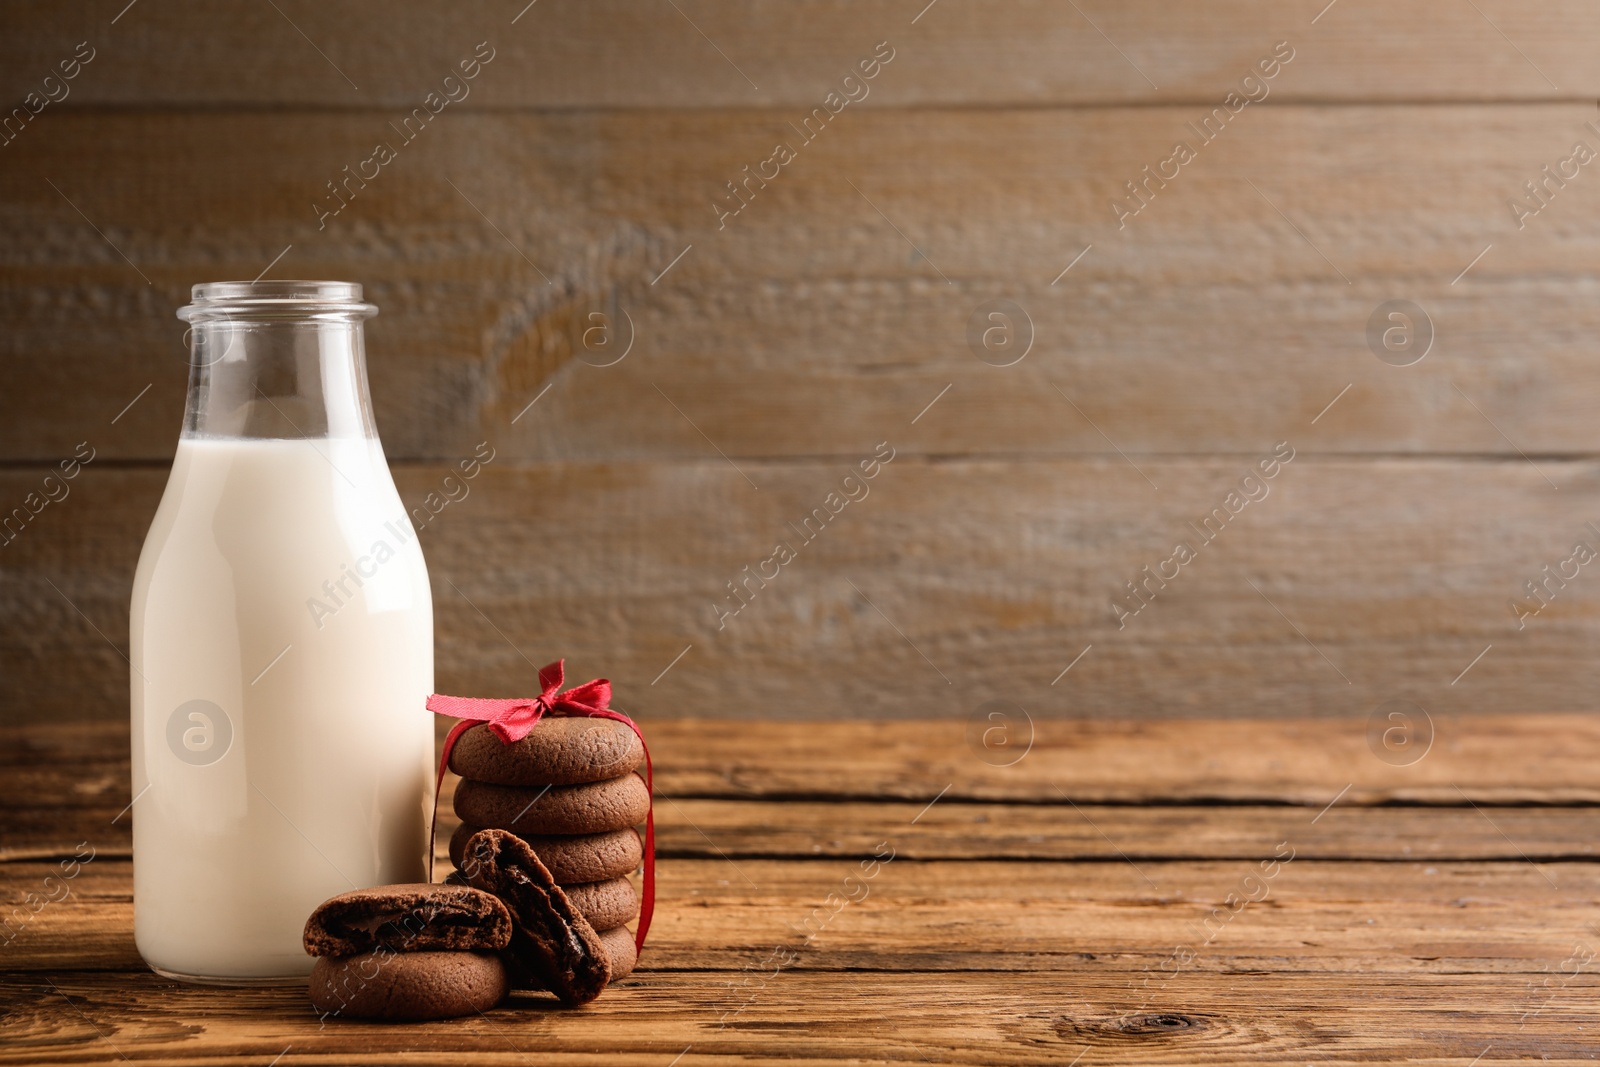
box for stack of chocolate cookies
[447,716,649,992]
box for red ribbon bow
[426,660,655,957]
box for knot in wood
[1056,1012,1209,1040]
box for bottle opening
[178,280,377,322]
[176,280,380,440]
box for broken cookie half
[461,827,613,1006]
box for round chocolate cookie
[303,883,511,957]
[309,950,509,1021]
[598,925,637,981]
[562,877,639,931]
[450,718,644,786]
[454,774,650,836]
[449,824,642,884]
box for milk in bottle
[130,281,434,982]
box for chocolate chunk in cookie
[309,949,509,1021]
[453,774,649,836]
[450,718,644,786]
[461,828,611,1006]
[303,883,512,957]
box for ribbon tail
[573,708,655,957]
[635,737,655,957]
[429,719,477,883]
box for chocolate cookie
[450,718,644,786]
[449,824,642,884]
[310,950,509,1021]
[454,774,650,836]
[441,864,636,930]
[461,829,611,1005]
[598,925,638,981]
[563,877,639,931]
[303,883,512,956]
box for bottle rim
[177,280,377,322]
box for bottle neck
[177,281,379,441]
[183,319,376,440]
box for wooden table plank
[14,458,1600,723]
[8,715,1599,818]
[650,799,1600,863]
[11,798,1600,866]
[645,715,1600,804]
[6,106,1600,462]
[4,1,1599,109]
[7,857,1598,976]
[3,970,1596,1066]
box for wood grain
[5,970,1595,1066]
[18,797,1600,866]
[5,719,1597,1064]
[4,106,1600,461]
[1,1,1596,109]
[10,717,1600,857]
[8,856,1600,975]
[50,711,1600,799]
[7,458,1600,723]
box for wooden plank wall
[4,1,1600,723]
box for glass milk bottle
[130,281,435,982]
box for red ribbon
[426,660,655,957]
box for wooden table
[5,714,1599,1064]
